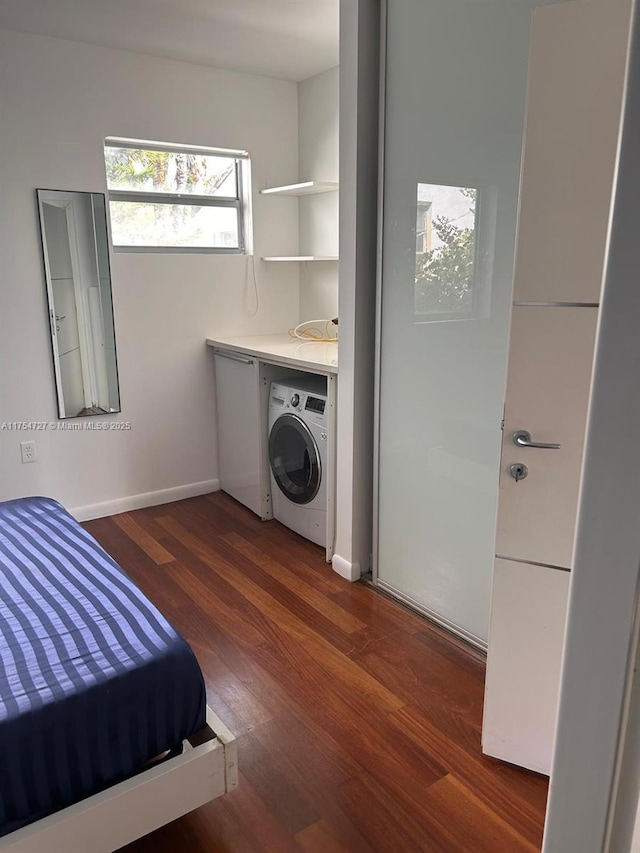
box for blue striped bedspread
[0,496,206,837]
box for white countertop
[206,333,338,374]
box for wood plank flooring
[82,493,548,853]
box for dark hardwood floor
[83,493,548,852]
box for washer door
[269,413,321,505]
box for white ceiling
[0,0,340,81]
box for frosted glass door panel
[376,0,533,645]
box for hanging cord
[244,254,259,317]
[288,319,338,342]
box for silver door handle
[513,429,561,450]
[213,349,254,365]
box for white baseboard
[331,553,361,582]
[69,479,220,522]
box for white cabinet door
[483,559,570,774]
[214,350,263,517]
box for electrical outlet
[20,440,36,464]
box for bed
[0,496,237,853]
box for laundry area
[208,331,338,561]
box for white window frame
[104,137,253,254]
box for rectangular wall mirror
[37,189,121,418]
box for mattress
[0,496,206,837]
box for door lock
[509,462,528,482]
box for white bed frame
[0,706,237,853]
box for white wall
[298,66,339,321]
[0,29,300,516]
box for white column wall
[333,0,380,580]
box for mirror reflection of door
[40,202,85,417]
[37,190,120,418]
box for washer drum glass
[269,414,321,505]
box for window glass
[109,201,239,249]
[105,147,237,197]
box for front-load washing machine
[268,376,328,547]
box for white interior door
[52,277,85,417]
[482,0,632,774]
[51,278,81,357]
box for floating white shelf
[260,181,339,197]
[261,255,339,262]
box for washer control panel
[305,396,326,415]
[270,381,328,427]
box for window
[104,138,252,252]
